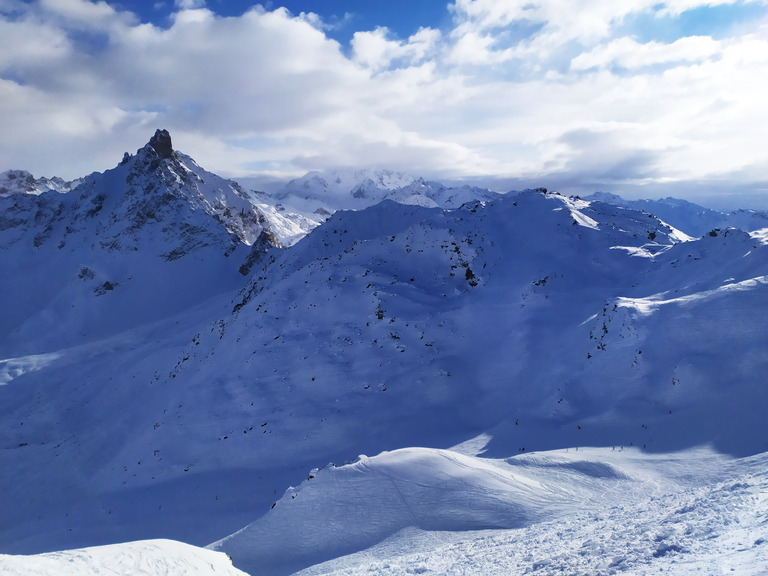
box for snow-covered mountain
[1,142,767,575]
[0,130,320,354]
[271,168,501,214]
[0,169,82,196]
[586,191,768,237]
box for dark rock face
[238,228,281,276]
[149,129,174,159]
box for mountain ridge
[585,190,768,237]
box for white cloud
[448,0,768,61]
[352,26,441,71]
[571,36,722,70]
[448,29,511,65]
[450,0,631,45]
[0,0,767,205]
[38,0,137,29]
[0,14,72,71]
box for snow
[292,457,768,575]
[610,245,660,258]
[586,191,768,237]
[251,201,323,247]
[616,274,768,316]
[0,169,81,196]
[0,539,247,575]
[2,133,767,576]
[0,352,62,387]
[558,194,600,229]
[270,169,499,214]
[750,227,768,245]
[276,169,417,206]
[210,446,768,576]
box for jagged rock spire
[149,129,174,159]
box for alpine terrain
[1,131,766,575]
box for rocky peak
[149,129,174,159]
[0,170,37,195]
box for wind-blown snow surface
[2,140,768,575]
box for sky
[1,0,768,207]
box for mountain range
[1,131,767,575]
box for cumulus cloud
[0,0,767,205]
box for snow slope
[210,446,737,575]
[219,191,767,459]
[291,448,768,576]
[0,539,247,576]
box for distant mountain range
[0,169,82,196]
[585,191,768,237]
[1,131,767,575]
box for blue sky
[115,1,453,45]
[1,0,768,207]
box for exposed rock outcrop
[149,129,174,159]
